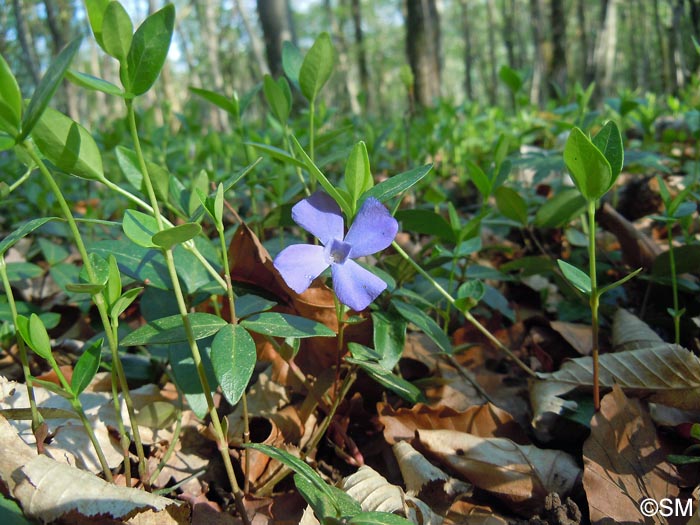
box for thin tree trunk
[689,0,700,73]
[460,0,474,100]
[12,0,39,85]
[485,0,498,105]
[576,0,590,85]
[501,0,516,70]
[405,0,442,108]
[193,0,227,130]
[349,0,371,112]
[529,0,546,106]
[257,0,296,79]
[653,0,671,93]
[593,0,618,98]
[324,0,360,115]
[548,0,567,98]
[670,0,687,92]
[234,0,270,77]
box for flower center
[325,238,351,265]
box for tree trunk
[405,0,442,108]
[576,0,590,85]
[529,0,546,106]
[349,0,371,112]
[670,0,687,92]
[485,0,498,105]
[234,0,270,77]
[547,0,567,98]
[257,0,296,79]
[593,0,618,98]
[459,0,474,100]
[653,0,671,93]
[323,0,360,115]
[688,0,700,73]
[501,0,516,70]
[12,0,39,85]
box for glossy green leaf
[152,223,201,250]
[0,135,14,151]
[168,342,216,418]
[245,142,306,169]
[372,312,406,371]
[466,160,491,198]
[394,209,455,243]
[282,41,303,88]
[31,107,105,181]
[25,313,52,360]
[0,54,21,134]
[102,1,133,61]
[211,324,256,405]
[85,0,111,48]
[121,312,227,346]
[346,354,424,404]
[348,513,415,525]
[557,259,592,295]
[241,312,335,338]
[563,127,612,201]
[652,245,700,277]
[534,188,587,228]
[189,86,238,115]
[362,164,432,204]
[345,141,373,210]
[263,74,291,124]
[499,64,522,93]
[125,4,174,96]
[110,287,143,319]
[65,282,105,294]
[235,294,277,319]
[299,32,335,102]
[123,209,159,248]
[20,38,81,141]
[105,255,122,308]
[0,217,56,256]
[391,300,452,355]
[0,491,34,525]
[494,186,528,225]
[66,70,124,96]
[71,338,102,396]
[592,121,624,183]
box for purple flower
[274,192,399,311]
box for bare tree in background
[12,0,39,85]
[349,0,371,112]
[459,0,474,100]
[529,0,546,105]
[593,0,618,97]
[547,0,567,98]
[405,0,441,108]
[257,0,295,78]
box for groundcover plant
[1,2,700,525]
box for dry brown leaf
[444,500,510,525]
[0,414,189,524]
[378,402,528,445]
[415,429,581,516]
[598,202,662,270]
[611,308,664,350]
[550,321,593,356]
[583,385,683,525]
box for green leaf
[263,74,291,124]
[151,223,201,250]
[235,294,277,319]
[71,338,102,396]
[557,259,592,295]
[245,142,306,169]
[125,4,174,96]
[345,141,373,211]
[189,86,238,115]
[26,313,52,360]
[499,64,522,93]
[0,217,56,256]
[534,188,587,228]
[291,135,353,217]
[102,1,133,61]
[0,135,14,151]
[591,121,624,184]
[361,164,432,204]
[65,282,105,294]
[66,70,124,96]
[394,209,455,243]
[85,0,110,48]
[123,209,159,248]
[299,32,335,102]
[563,127,612,201]
[282,41,303,88]
[110,287,143,319]
[211,324,256,405]
[121,312,227,346]
[391,300,452,355]
[494,186,528,225]
[31,107,105,181]
[241,312,335,338]
[466,160,491,198]
[0,490,34,525]
[652,245,700,277]
[346,353,424,404]
[294,474,340,520]
[0,54,21,135]
[105,255,122,308]
[20,38,82,141]
[372,312,406,371]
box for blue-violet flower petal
[345,197,399,258]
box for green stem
[0,256,44,445]
[391,241,535,377]
[667,224,681,344]
[23,144,147,479]
[587,201,600,412]
[125,102,250,525]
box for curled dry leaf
[611,308,664,350]
[393,441,471,513]
[341,465,443,524]
[549,321,592,356]
[0,414,189,524]
[583,385,682,525]
[415,429,581,516]
[378,402,529,446]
